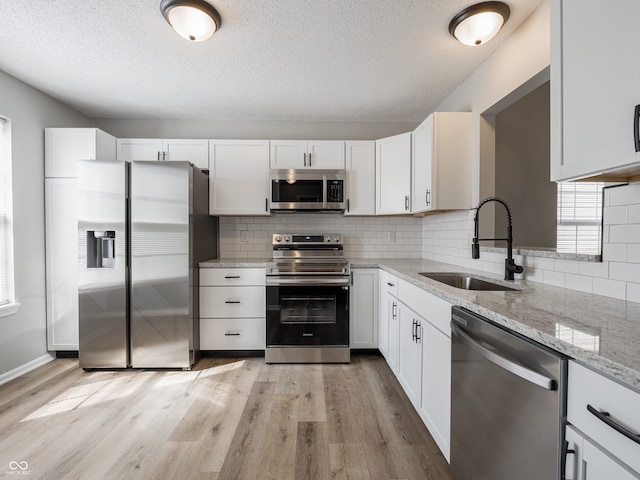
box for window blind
[0,117,8,304]
[556,182,604,254]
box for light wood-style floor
[0,354,453,479]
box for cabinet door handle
[587,404,640,445]
[224,275,241,279]
[392,302,397,319]
[426,189,431,207]
[163,151,167,161]
[560,440,576,480]
[412,319,417,342]
[304,152,307,167]
[404,195,409,211]
[157,151,161,161]
[224,332,241,336]
[387,282,394,287]
[224,300,241,304]
[635,105,640,152]
[347,198,350,212]
[415,321,421,342]
[308,152,312,167]
[265,198,269,212]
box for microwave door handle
[451,322,557,390]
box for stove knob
[334,236,340,242]
[284,236,291,242]
[325,235,331,243]
[275,235,282,242]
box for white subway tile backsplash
[603,205,628,225]
[609,224,640,243]
[565,274,593,293]
[534,257,556,271]
[628,204,640,224]
[627,282,640,303]
[609,262,640,283]
[578,261,609,278]
[608,183,640,206]
[554,259,580,274]
[543,271,566,288]
[628,244,640,264]
[592,278,627,300]
[602,243,627,262]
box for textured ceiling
[0,0,544,122]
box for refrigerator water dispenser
[86,231,116,268]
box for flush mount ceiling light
[160,0,221,42]
[449,1,511,46]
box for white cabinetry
[344,141,376,215]
[208,140,270,215]
[350,268,378,349]
[376,132,411,214]
[44,128,116,351]
[411,112,473,213]
[551,0,640,181]
[378,270,399,371]
[398,278,452,461]
[199,267,266,350]
[565,361,640,477]
[117,138,209,169]
[270,140,345,169]
[397,303,423,409]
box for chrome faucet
[472,197,524,281]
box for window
[556,182,605,255]
[0,116,16,313]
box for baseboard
[0,353,56,386]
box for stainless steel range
[265,233,350,363]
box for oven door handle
[451,322,557,390]
[266,277,350,286]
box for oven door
[266,282,349,347]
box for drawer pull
[224,300,241,304]
[587,404,640,445]
[387,282,395,287]
[224,275,241,279]
[224,332,241,336]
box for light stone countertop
[200,257,640,391]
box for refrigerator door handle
[451,322,557,390]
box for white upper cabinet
[376,132,412,214]
[345,141,376,215]
[208,140,270,216]
[270,140,345,169]
[117,138,209,169]
[411,112,473,214]
[45,128,116,177]
[551,0,640,181]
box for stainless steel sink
[418,273,519,291]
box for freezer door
[130,161,192,368]
[77,159,128,368]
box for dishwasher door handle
[451,322,557,390]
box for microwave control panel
[327,180,344,203]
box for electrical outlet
[388,231,396,243]
[240,231,249,243]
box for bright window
[0,116,15,310]
[557,182,605,255]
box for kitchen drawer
[200,317,265,350]
[567,361,640,473]
[380,269,398,297]
[398,278,451,336]
[200,268,265,286]
[200,286,266,318]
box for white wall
[0,69,90,377]
[219,215,422,259]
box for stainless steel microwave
[269,169,346,212]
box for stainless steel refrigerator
[77,159,218,369]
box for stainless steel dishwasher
[450,306,567,480]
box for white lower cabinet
[199,267,265,350]
[377,273,452,463]
[565,361,640,478]
[350,269,379,349]
[397,303,423,409]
